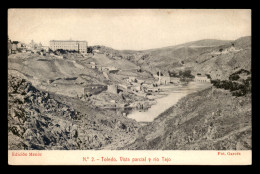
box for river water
[127,82,212,122]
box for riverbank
[127,82,211,122]
[124,86,251,150]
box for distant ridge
[140,39,232,52]
[90,36,250,53]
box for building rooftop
[195,75,208,78]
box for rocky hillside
[123,66,252,150]
[8,74,140,150]
[185,36,251,80]
[124,86,251,150]
[109,36,251,80]
[8,74,81,150]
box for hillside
[8,73,141,150]
[141,39,232,52]
[8,53,108,97]
[101,36,251,80]
[119,37,251,150]
[8,73,83,149]
[8,50,151,150]
[8,50,153,97]
[124,86,251,150]
[89,38,246,76]
[185,36,251,80]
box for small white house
[194,75,211,83]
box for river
[127,82,212,122]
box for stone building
[158,76,172,85]
[49,40,88,53]
[194,75,211,83]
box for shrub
[221,80,233,90]
[211,79,220,87]
[231,69,250,76]
[178,70,194,79]
[229,82,239,91]
[211,73,251,97]
[56,49,67,54]
[168,70,177,77]
[205,74,211,79]
[229,74,240,81]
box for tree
[182,70,191,77]
[56,49,66,54]
[87,47,93,53]
[157,71,163,76]
[229,74,240,81]
[168,70,177,77]
[178,70,194,78]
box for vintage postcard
[8,9,252,165]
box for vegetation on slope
[211,69,251,97]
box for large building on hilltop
[49,40,88,53]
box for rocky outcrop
[8,74,140,150]
[8,75,83,149]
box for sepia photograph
[7,9,251,165]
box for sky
[8,9,251,50]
